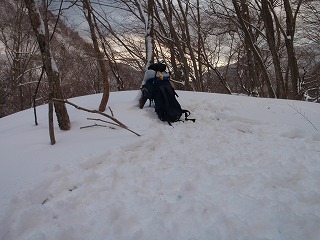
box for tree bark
[283,0,302,100]
[232,0,276,98]
[177,0,202,91]
[261,0,286,98]
[83,0,110,112]
[146,0,155,67]
[159,0,191,89]
[24,0,70,145]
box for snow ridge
[0,91,319,240]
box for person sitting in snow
[139,63,169,109]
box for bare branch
[80,123,114,129]
[288,104,318,131]
[108,107,114,117]
[53,98,141,136]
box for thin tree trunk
[42,2,70,131]
[83,0,110,112]
[24,0,70,144]
[196,0,204,91]
[268,0,303,99]
[232,0,276,98]
[262,0,286,98]
[283,0,302,100]
[159,0,191,89]
[177,0,202,91]
[48,92,55,145]
[146,0,155,67]
[133,0,155,69]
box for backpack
[141,63,195,124]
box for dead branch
[53,98,141,136]
[108,106,114,117]
[87,118,117,127]
[288,104,318,131]
[87,118,139,136]
[80,123,111,129]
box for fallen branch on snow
[108,106,114,117]
[53,98,141,136]
[288,104,318,132]
[80,123,115,130]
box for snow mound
[0,91,320,240]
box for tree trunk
[232,0,276,98]
[24,0,70,143]
[160,0,191,89]
[146,0,155,67]
[283,0,302,100]
[261,0,286,98]
[83,0,110,112]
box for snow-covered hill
[0,91,320,240]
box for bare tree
[261,0,286,98]
[299,0,320,102]
[83,0,110,112]
[24,0,71,144]
[154,0,192,89]
[135,0,155,68]
[282,0,303,100]
[231,0,276,98]
[16,0,318,104]
[0,0,39,116]
[205,0,309,99]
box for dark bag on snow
[143,74,195,124]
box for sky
[0,90,320,240]
[49,0,126,37]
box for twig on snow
[108,106,114,117]
[288,104,318,131]
[87,118,139,135]
[80,123,115,129]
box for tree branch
[288,104,318,131]
[80,123,114,129]
[53,98,141,136]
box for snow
[0,90,320,240]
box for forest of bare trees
[1,0,319,119]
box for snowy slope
[0,91,320,240]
